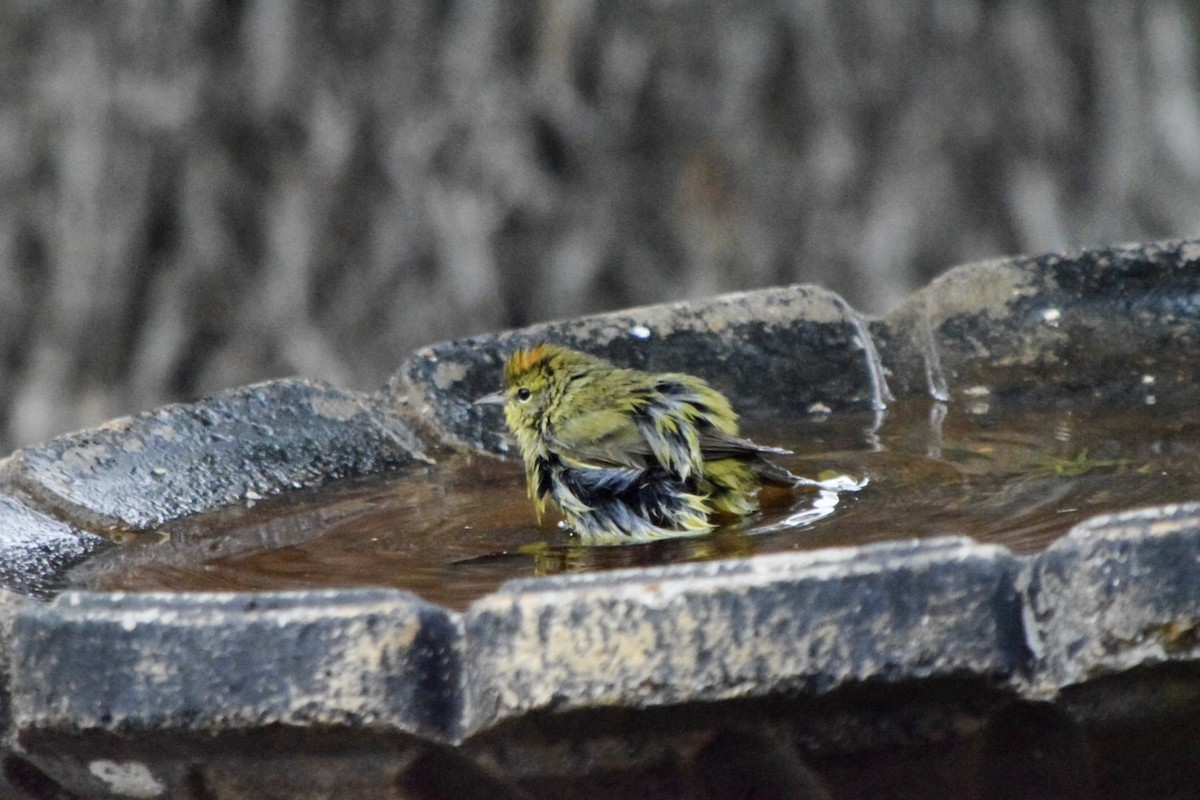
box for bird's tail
[748,455,805,487]
[751,457,869,492]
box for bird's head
[474,343,573,434]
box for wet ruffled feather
[491,344,799,544]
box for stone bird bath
[1,241,1199,798]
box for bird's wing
[697,428,793,459]
[547,408,655,469]
[551,409,796,482]
[698,428,799,486]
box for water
[67,397,1200,609]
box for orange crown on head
[504,343,556,383]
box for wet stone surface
[881,239,1200,408]
[9,379,429,531]
[0,493,112,600]
[11,588,464,742]
[1022,502,1200,692]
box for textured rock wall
[1,1,1198,450]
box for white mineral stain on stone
[468,539,1007,724]
[58,442,113,475]
[281,609,430,723]
[433,361,469,390]
[150,424,177,442]
[398,613,427,648]
[588,286,850,341]
[308,394,364,421]
[629,324,652,339]
[88,760,164,798]
[909,259,1036,322]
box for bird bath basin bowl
[2,240,1200,799]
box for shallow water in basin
[68,397,1200,609]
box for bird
[474,343,806,544]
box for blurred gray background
[1,1,1198,451]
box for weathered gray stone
[389,284,890,453]
[10,379,430,531]
[462,537,1028,734]
[1021,502,1200,693]
[10,589,464,746]
[0,587,28,749]
[880,239,1200,408]
[0,490,112,600]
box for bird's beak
[473,390,507,406]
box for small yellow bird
[475,343,804,544]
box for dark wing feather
[698,428,800,487]
[549,403,798,488]
[697,429,792,459]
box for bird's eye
[516,387,532,402]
